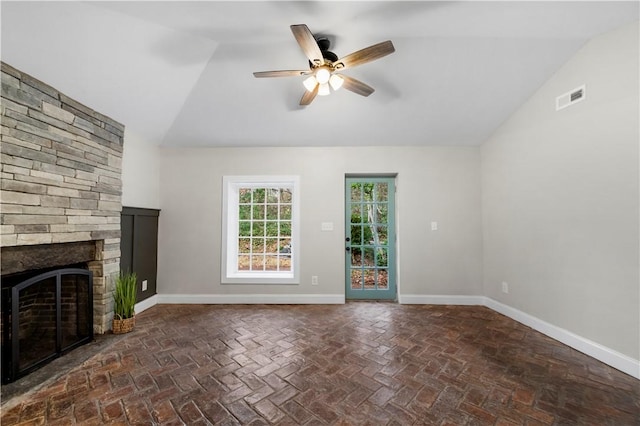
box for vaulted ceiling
[2,1,638,147]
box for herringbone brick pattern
[1,303,638,425]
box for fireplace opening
[1,264,94,383]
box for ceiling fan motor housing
[316,37,338,62]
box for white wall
[121,129,161,209]
[481,22,639,360]
[157,146,482,299]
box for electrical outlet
[311,276,318,285]
[501,281,509,294]
[142,280,148,291]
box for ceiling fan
[253,24,395,106]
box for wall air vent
[556,84,586,111]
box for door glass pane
[376,226,388,245]
[350,205,362,222]
[351,248,362,266]
[377,269,388,289]
[377,204,388,224]
[363,248,374,266]
[375,183,388,201]
[350,183,362,201]
[363,270,375,289]
[376,248,388,267]
[351,269,362,289]
[351,225,362,245]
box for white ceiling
[2,1,638,147]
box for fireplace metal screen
[1,268,93,383]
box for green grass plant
[114,272,137,320]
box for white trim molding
[485,298,640,380]
[156,294,345,305]
[135,295,159,315]
[399,294,485,305]
[221,175,301,285]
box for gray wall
[157,146,482,298]
[481,22,639,359]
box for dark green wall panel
[121,207,159,303]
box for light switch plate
[431,221,438,231]
[321,222,334,231]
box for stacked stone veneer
[0,62,124,333]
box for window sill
[222,272,299,285]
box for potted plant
[112,271,137,334]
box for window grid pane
[237,186,293,272]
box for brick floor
[1,303,638,425]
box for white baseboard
[484,298,640,380]
[156,293,345,305]
[399,294,485,305]
[135,294,158,314]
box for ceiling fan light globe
[315,68,331,84]
[318,83,331,96]
[303,76,318,92]
[329,74,344,91]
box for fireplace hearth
[1,266,94,383]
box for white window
[222,176,300,284]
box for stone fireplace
[1,62,124,334]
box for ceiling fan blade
[340,75,375,97]
[291,24,324,66]
[253,70,310,78]
[334,40,395,70]
[300,84,319,106]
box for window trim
[221,175,300,284]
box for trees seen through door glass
[349,182,389,290]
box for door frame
[344,174,398,301]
